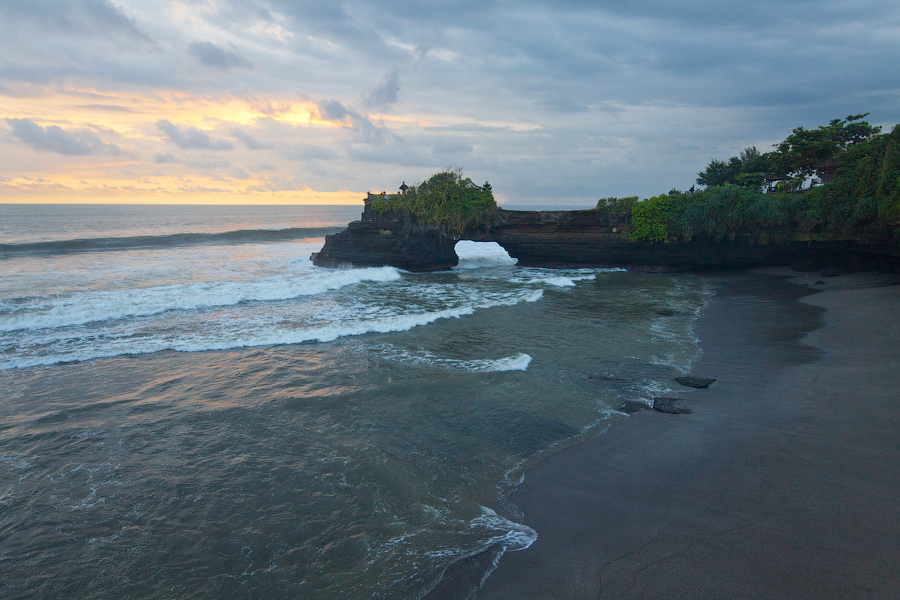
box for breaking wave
[0,226,344,258]
[0,267,402,332]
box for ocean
[0,204,705,599]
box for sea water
[0,204,705,599]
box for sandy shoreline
[475,268,900,599]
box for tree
[771,114,881,178]
[696,159,731,187]
[696,146,771,190]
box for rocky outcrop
[652,398,692,414]
[675,377,716,389]
[311,199,459,271]
[312,200,900,272]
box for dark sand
[477,269,900,599]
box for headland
[311,194,900,273]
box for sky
[0,0,898,206]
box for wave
[374,346,533,373]
[0,306,475,370]
[0,267,402,332]
[0,288,544,370]
[0,226,344,258]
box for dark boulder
[619,401,649,414]
[675,376,716,388]
[652,397,692,414]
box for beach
[478,268,900,599]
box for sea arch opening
[453,240,518,269]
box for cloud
[315,100,398,144]
[362,44,428,110]
[284,143,340,161]
[316,100,353,125]
[188,41,254,71]
[1,0,898,203]
[153,152,179,164]
[363,67,402,109]
[0,0,152,41]
[432,139,473,155]
[75,104,135,112]
[230,128,273,149]
[230,166,251,179]
[5,117,126,155]
[157,120,234,150]
[187,156,233,169]
[248,175,307,192]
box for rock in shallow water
[619,401,649,414]
[675,376,716,388]
[652,397,692,414]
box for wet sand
[477,269,900,599]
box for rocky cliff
[312,201,900,272]
[311,200,460,271]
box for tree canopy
[370,169,497,235]
[611,115,900,242]
[772,114,882,178]
[696,114,882,190]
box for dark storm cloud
[157,120,234,151]
[5,118,127,155]
[188,41,254,71]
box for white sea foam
[541,273,596,287]
[0,267,401,332]
[0,285,545,370]
[468,507,537,552]
[0,306,472,370]
[375,347,533,373]
[510,269,602,288]
[469,353,532,372]
[453,241,518,269]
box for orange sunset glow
[0,87,373,204]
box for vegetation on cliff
[606,115,900,242]
[370,169,497,235]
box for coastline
[475,268,900,599]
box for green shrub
[371,169,497,235]
[629,194,686,242]
[596,196,638,215]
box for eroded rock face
[312,201,900,272]
[311,203,459,272]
